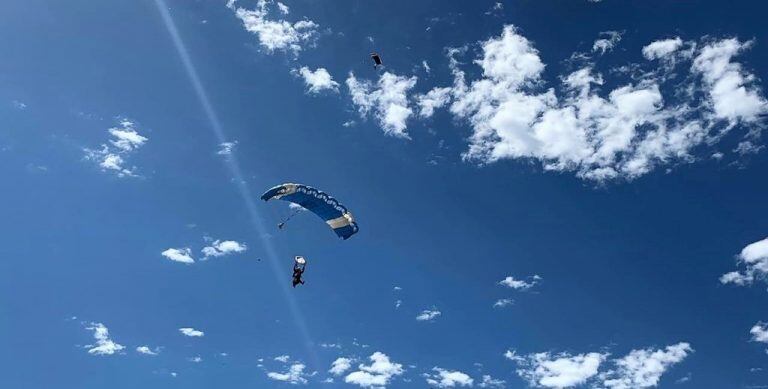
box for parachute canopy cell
[261,183,359,240]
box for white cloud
[509,343,692,388]
[295,67,339,93]
[84,119,147,178]
[275,354,291,363]
[416,309,441,322]
[188,356,203,363]
[423,60,431,74]
[493,298,514,308]
[330,357,353,376]
[513,351,606,388]
[601,343,693,389]
[162,248,195,264]
[217,141,238,155]
[345,352,404,388]
[424,367,474,388]
[424,26,766,181]
[276,2,289,14]
[346,71,418,138]
[642,37,684,60]
[499,275,539,290]
[228,0,318,56]
[136,346,159,356]
[417,87,452,118]
[478,374,506,388]
[720,237,768,286]
[108,120,147,152]
[395,299,403,309]
[692,38,768,124]
[84,323,125,356]
[268,362,309,385]
[201,239,247,259]
[750,323,768,344]
[179,327,204,337]
[592,31,622,54]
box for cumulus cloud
[162,248,195,264]
[346,72,418,138]
[692,38,768,125]
[416,309,441,322]
[345,352,404,388]
[511,350,606,388]
[508,342,692,388]
[267,362,309,385]
[750,323,768,344]
[420,25,766,181]
[136,346,159,356]
[275,354,291,363]
[600,343,693,389]
[84,323,125,356]
[295,67,339,93]
[330,357,354,375]
[720,237,768,286]
[423,367,474,388]
[592,31,622,54]
[228,0,318,56]
[201,239,247,259]
[84,119,147,178]
[179,327,204,337]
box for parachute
[371,52,382,67]
[261,183,359,240]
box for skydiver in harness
[292,256,306,287]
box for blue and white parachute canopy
[260,183,359,240]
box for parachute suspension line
[278,208,302,230]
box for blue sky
[1,0,768,388]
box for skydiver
[292,261,306,287]
[371,52,382,68]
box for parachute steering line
[151,0,319,368]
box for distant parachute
[261,183,359,240]
[371,52,382,68]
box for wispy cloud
[416,308,441,322]
[217,141,238,155]
[499,274,540,290]
[84,119,147,178]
